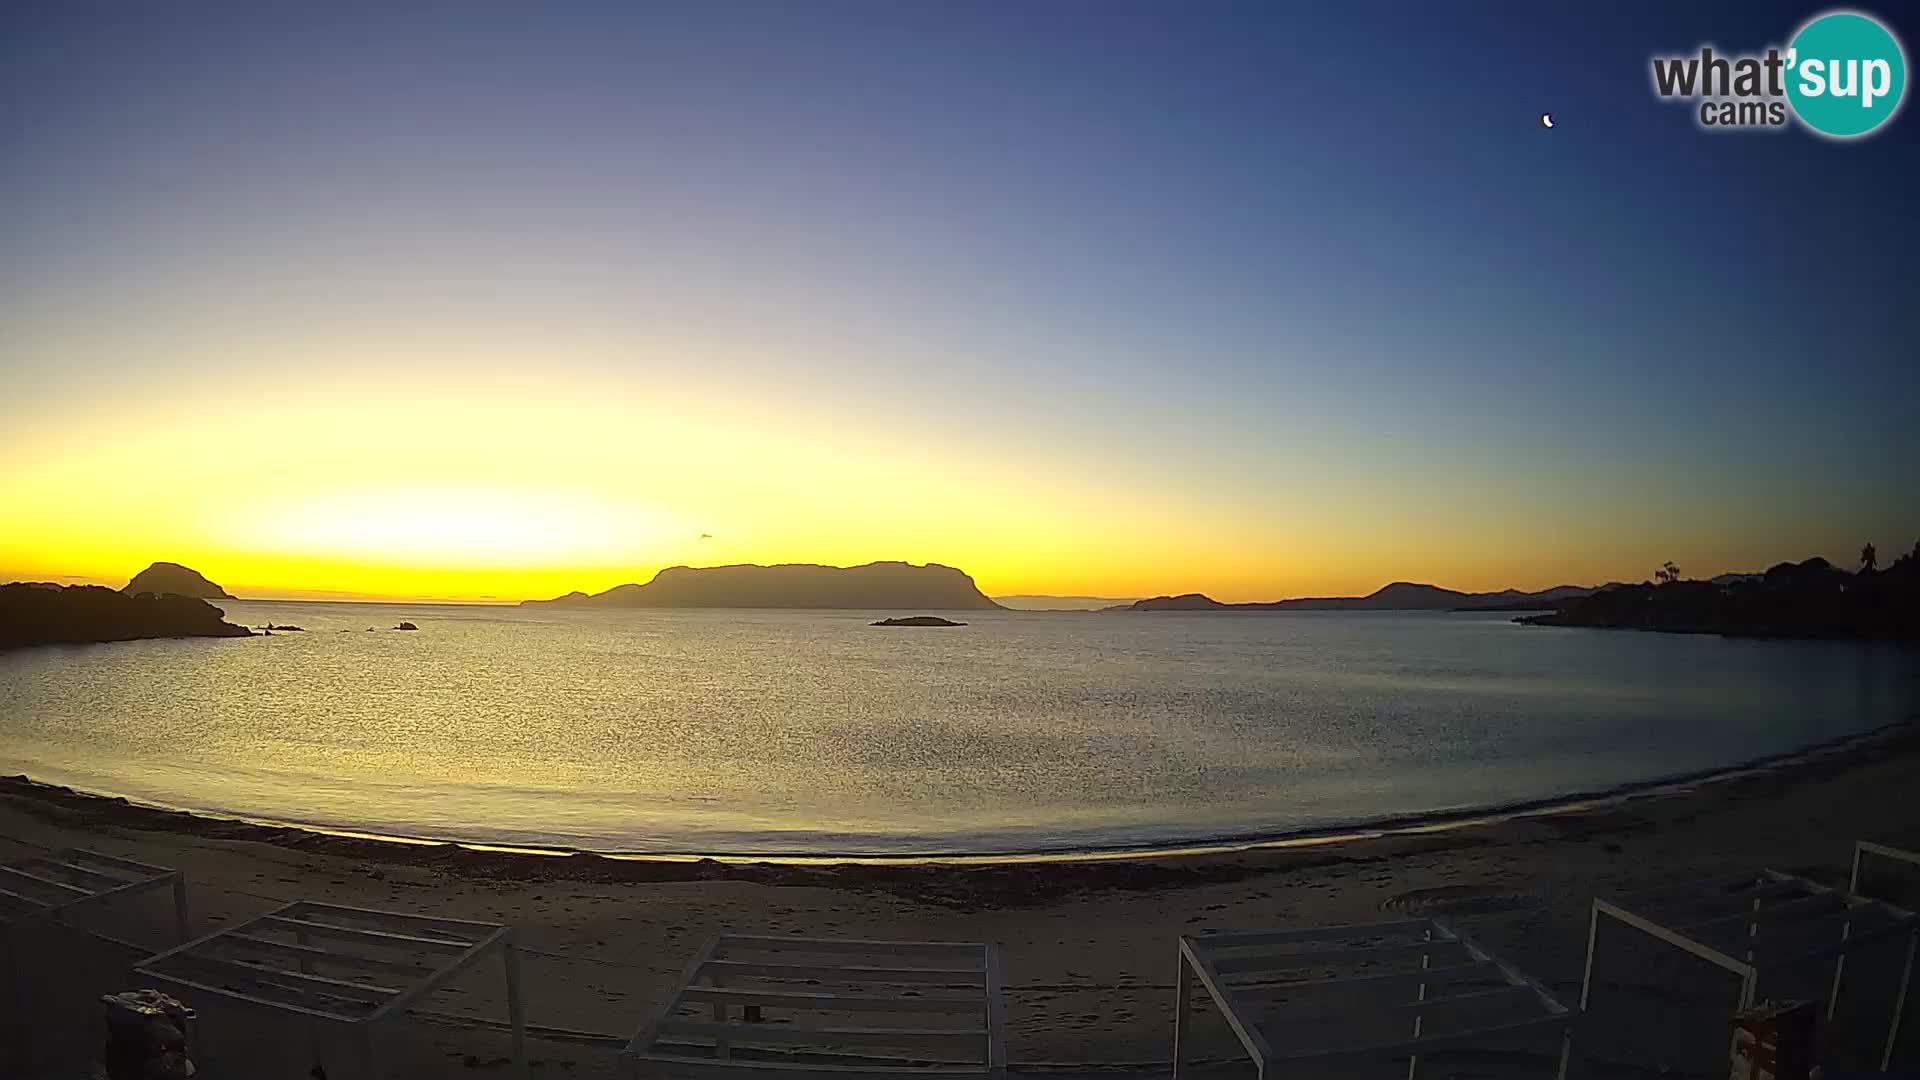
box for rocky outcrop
[872,616,967,626]
[1,584,252,649]
[122,562,234,599]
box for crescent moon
[1540,113,1555,129]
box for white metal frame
[1577,868,1919,1071]
[623,933,1006,1080]
[1173,917,1573,1080]
[134,899,527,1080]
[1850,840,1920,895]
[0,848,190,1073]
[0,847,189,942]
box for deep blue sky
[2,2,1915,598]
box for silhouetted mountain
[1124,583,1596,612]
[1,583,252,649]
[1521,550,1920,639]
[523,562,1003,610]
[123,561,234,599]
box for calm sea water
[1,602,1914,855]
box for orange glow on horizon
[0,363,1884,604]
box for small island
[123,561,235,600]
[524,561,1003,610]
[871,615,966,627]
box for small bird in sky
[699,532,714,540]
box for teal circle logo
[1786,11,1907,138]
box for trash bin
[1730,998,1817,1080]
[101,990,197,1079]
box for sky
[2,2,1916,602]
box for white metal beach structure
[623,933,1007,1080]
[1173,917,1573,1080]
[134,899,528,1080]
[1577,868,1920,1070]
[0,849,191,1073]
[0,847,189,942]
[1850,839,1920,896]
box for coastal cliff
[123,561,235,599]
[1,583,252,649]
[524,561,1003,610]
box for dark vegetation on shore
[1521,544,1920,639]
[0,583,252,649]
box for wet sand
[5,724,1920,1077]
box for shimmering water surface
[1,602,1914,855]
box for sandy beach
[6,726,1920,1078]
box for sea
[1,602,1914,857]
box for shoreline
[9,717,1920,1071]
[3,721,1911,904]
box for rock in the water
[122,561,235,599]
[393,622,419,631]
[871,615,966,627]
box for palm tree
[1861,542,1877,573]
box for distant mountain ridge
[523,562,1003,610]
[995,594,1141,611]
[123,561,234,599]
[1122,582,1596,612]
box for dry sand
[5,725,1920,1078]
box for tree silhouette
[1861,542,1877,573]
[1655,561,1680,585]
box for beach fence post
[1172,944,1191,1080]
[1554,1018,1574,1080]
[1407,924,1432,1080]
[505,932,529,1080]
[985,943,1008,1080]
[171,873,190,944]
[1828,842,1869,1021]
[294,922,325,1075]
[711,937,731,1060]
[1576,901,1601,1013]
[1881,927,1918,1071]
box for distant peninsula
[523,562,1004,610]
[1121,582,1596,612]
[995,594,1141,611]
[124,561,234,599]
[1520,550,1920,639]
[1,583,252,650]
